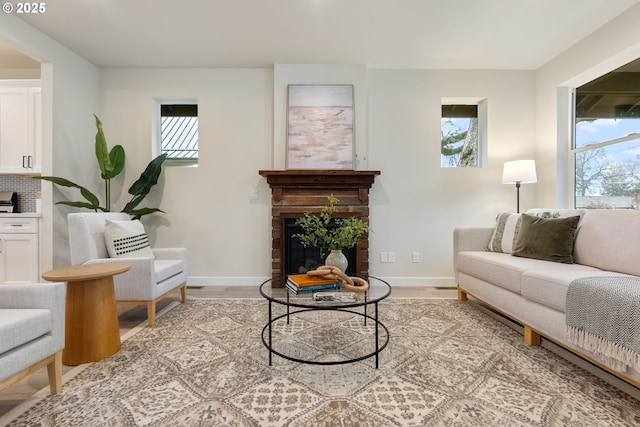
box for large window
[573,59,640,209]
[441,98,487,167]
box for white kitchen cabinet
[0,81,41,174]
[0,217,39,283]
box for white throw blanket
[565,276,640,373]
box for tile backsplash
[0,175,41,213]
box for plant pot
[325,249,348,273]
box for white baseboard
[187,277,271,286]
[374,277,456,287]
[187,276,456,287]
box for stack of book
[285,274,340,294]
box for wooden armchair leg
[147,301,156,327]
[47,351,63,394]
[457,288,468,301]
[180,283,187,303]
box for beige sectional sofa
[454,208,640,387]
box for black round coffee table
[259,275,391,368]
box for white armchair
[0,282,66,394]
[68,212,187,326]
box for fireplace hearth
[259,170,380,286]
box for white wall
[367,69,535,284]
[99,68,273,284]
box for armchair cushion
[104,219,154,259]
[155,260,185,283]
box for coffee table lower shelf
[261,306,390,368]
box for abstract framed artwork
[286,84,354,169]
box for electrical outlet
[380,252,388,263]
[412,252,420,263]
[388,252,396,263]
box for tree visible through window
[160,104,198,160]
[441,104,478,167]
[573,59,640,209]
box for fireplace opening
[284,218,357,276]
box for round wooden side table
[42,262,131,366]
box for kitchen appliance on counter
[0,191,18,213]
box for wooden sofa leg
[180,284,187,303]
[457,288,468,301]
[147,301,156,327]
[47,351,63,394]
[524,326,541,346]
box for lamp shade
[502,160,537,184]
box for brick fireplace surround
[259,170,380,286]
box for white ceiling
[4,0,640,70]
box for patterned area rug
[4,298,640,426]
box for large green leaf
[35,176,102,209]
[106,145,125,179]
[128,154,167,196]
[121,194,145,214]
[35,176,81,188]
[79,187,101,208]
[56,201,107,211]
[127,207,165,220]
[94,114,114,180]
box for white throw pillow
[104,219,154,258]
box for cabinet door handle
[23,156,27,168]
[28,156,33,168]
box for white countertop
[0,212,42,218]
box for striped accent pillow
[487,213,522,254]
[104,219,154,258]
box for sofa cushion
[512,214,581,264]
[574,209,640,276]
[0,309,52,354]
[458,251,547,294]
[520,268,631,313]
[104,219,155,259]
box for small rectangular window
[441,104,479,167]
[160,104,198,161]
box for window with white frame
[572,59,640,209]
[153,99,198,164]
[441,98,487,167]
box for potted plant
[35,115,166,219]
[294,195,370,272]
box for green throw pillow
[512,214,581,264]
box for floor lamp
[502,160,537,213]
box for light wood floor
[0,285,457,417]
